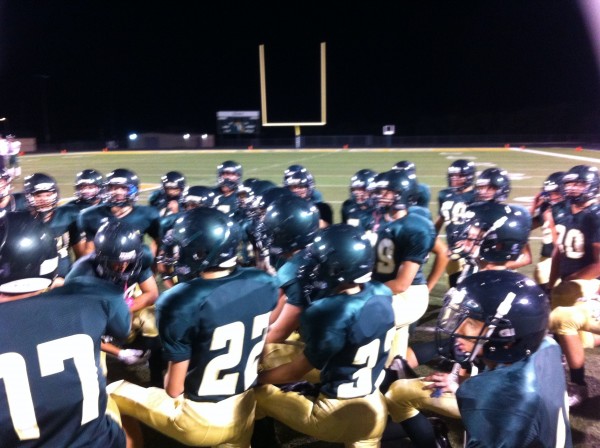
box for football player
[283,164,324,203]
[148,170,186,216]
[529,171,568,292]
[108,207,279,447]
[384,204,533,448]
[66,221,159,370]
[371,169,436,361]
[256,224,395,447]
[0,168,27,211]
[548,165,600,407]
[0,211,131,447]
[261,196,320,344]
[392,160,431,208]
[474,167,511,203]
[284,168,333,227]
[24,172,86,285]
[78,168,161,257]
[431,270,571,447]
[341,168,378,228]
[212,160,242,216]
[435,159,478,287]
[68,168,104,211]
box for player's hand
[167,200,180,214]
[422,371,459,395]
[117,349,150,366]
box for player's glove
[117,349,150,366]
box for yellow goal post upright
[259,42,327,148]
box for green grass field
[19,146,600,447]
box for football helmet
[24,173,60,216]
[375,170,413,211]
[74,169,104,204]
[436,270,549,364]
[284,170,314,199]
[94,221,143,284]
[392,160,416,176]
[349,169,378,204]
[263,196,320,255]
[182,185,215,210]
[540,171,565,205]
[447,159,475,192]
[297,224,374,301]
[161,171,186,199]
[0,211,58,293]
[168,208,241,276]
[104,168,139,206]
[562,165,600,205]
[450,202,530,263]
[257,186,294,213]
[475,168,511,202]
[0,169,13,199]
[217,160,242,190]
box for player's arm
[266,302,303,344]
[548,246,561,290]
[128,277,159,313]
[426,237,449,292]
[505,243,532,270]
[164,359,190,397]
[385,260,420,294]
[434,215,445,234]
[258,351,313,385]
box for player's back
[156,267,279,402]
[457,337,572,447]
[0,277,130,447]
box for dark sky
[1,1,599,142]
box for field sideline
[18,145,600,447]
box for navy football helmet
[284,170,315,199]
[182,185,215,210]
[540,171,565,205]
[475,168,511,202]
[450,202,530,263]
[217,160,242,190]
[0,211,58,293]
[350,169,378,204]
[436,270,549,364]
[23,173,60,217]
[105,168,139,206]
[392,160,416,176]
[74,169,104,204]
[447,159,475,192]
[297,224,374,302]
[263,196,320,255]
[94,221,144,284]
[161,171,186,200]
[562,165,599,205]
[375,170,413,211]
[168,208,241,276]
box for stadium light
[201,134,208,139]
[129,133,138,141]
[183,133,190,140]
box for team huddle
[1,157,593,447]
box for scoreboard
[217,111,260,135]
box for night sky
[1,1,599,142]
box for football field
[20,145,600,447]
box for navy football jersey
[0,277,130,447]
[45,203,85,277]
[300,282,395,398]
[65,251,154,287]
[437,187,477,246]
[372,212,436,285]
[148,190,182,217]
[275,250,307,308]
[156,267,279,402]
[413,183,431,208]
[555,204,600,280]
[341,198,376,229]
[78,204,161,242]
[212,190,238,217]
[457,337,572,448]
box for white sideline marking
[509,147,600,164]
